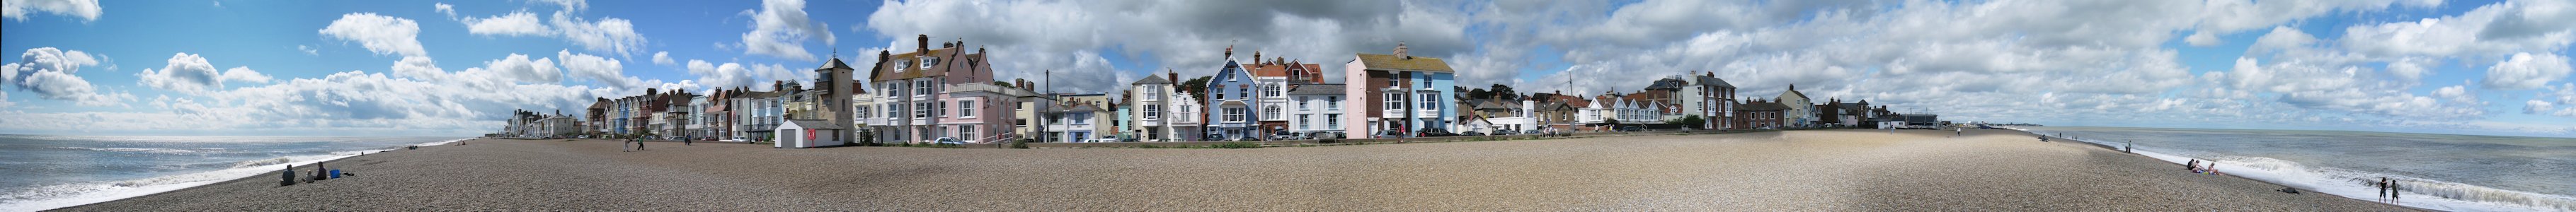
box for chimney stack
[1167,71,1178,86]
[1394,42,1409,59]
[916,35,929,54]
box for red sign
[805,129,815,141]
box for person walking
[1954,127,1962,137]
[636,138,646,151]
[623,139,634,152]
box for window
[959,100,975,117]
[1419,93,1439,110]
[894,60,910,71]
[935,101,948,117]
[1265,86,1282,98]
[1215,89,1225,100]
[914,81,932,97]
[888,103,903,119]
[1237,87,1249,99]
[1263,106,1281,120]
[1384,93,1404,110]
[1223,107,1247,122]
[1298,97,1310,110]
[958,124,976,140]
[1144,105,1160,119]
[920,57,939,69]
[915,102,931,119]
[857,106,872,118]
[1326,114,1339,129]
[1297,114,1311,130]
[1327,97,1339,110]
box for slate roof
[1695,75,1736,88]
[1739,102,1790,111]
[1354,54,1454,72]
[1287,83,1344,95]
[1130,74,1170,85]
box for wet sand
[57,129,2415,211]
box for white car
[1084,138,1120,143]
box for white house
[1285,83,1346,135]
[774,119,847,148]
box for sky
[1,0,2572,137]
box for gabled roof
[1475,100,1513,110]
[1353,54,1454,72]
[1130,74,1170,85]
[869,47,985,81]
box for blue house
[1205,49,1262,141]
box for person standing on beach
[2390,179,2401,204]
[2377,177,2390,202]
[1954,127,1962,137]
[624,139,634,152]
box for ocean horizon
[2013,126,2576,212]
[0,135,466,211]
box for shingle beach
[56,129,2417,211]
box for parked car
[1461,131,1485,136]
[1416,128,1460,137]
[1618,126,1643,131]
[1084,137,1120,143]
[1523,129,1544,135]
[1377,129,1405,138]
[934,137,963,145]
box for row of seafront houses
[496,35,1939,147]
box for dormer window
[920,57,940,69]
[893,59,910,72]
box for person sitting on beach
[280,165,297,186]
[2187,159,2199,172]
[2206,162,2220,175]
[310,162,330,181]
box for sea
[0,135,465,211]
[2012,126,2576,212]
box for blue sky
[4,0,2572,137]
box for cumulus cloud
[740,0,833,61]
[3,0,102,22]
[3,47,127,107]
[685,59,804,91]
[458,11,648,57]
[136,52,226,94]
[469,53,561,83]
[319,13,428,57]
[2185,31,2223,47]
[433,3,456,18]
[651,51,673,65]
[2340,1,2576,59]
[556,49,635,89]
[2530,83,2576,117]
[2483,52,2572,90]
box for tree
[1488,83,1518,100]
[1465,88,1492,100]
[1177,76,1213,97]
[991,81,1016,88]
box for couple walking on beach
[2376,177,2404,204]
[624,139,646,152]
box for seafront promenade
[58,129,2413,211]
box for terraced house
[1204,47,1261,141]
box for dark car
[1462,131,1485,136]
[1416,128,1460,137]
[1618,126,1644,131]
[1377,129,1405,138]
